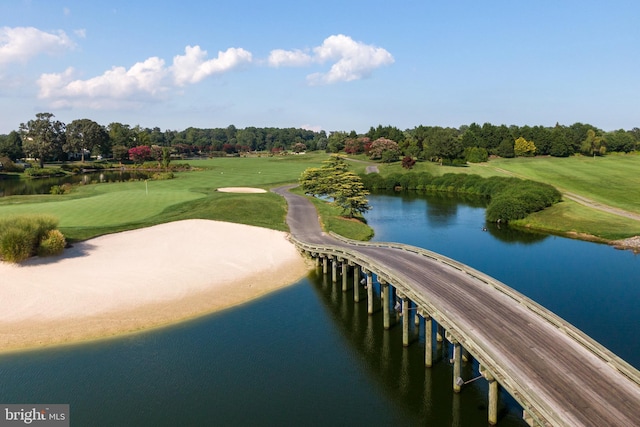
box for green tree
[326,131,348,153]
[580,129,605,156]
[65,118,109,162]
[300,155,370,218]
[0,131,24,161]
[604,129,635,153]
[514,137,536,157]
[19,112,66,168]
[108,122,134,148]
[425,128,463,163]
[550,124,572,157]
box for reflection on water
[0,191,637,426]
[0,171,150,196]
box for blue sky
[1,0,639,134]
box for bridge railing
[326,232,640,388]
[290,234,562,425]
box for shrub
[50,183,73,194]
[0,228,34,263]
[38,230,67,257]
[151,172,174,180]
[0,214,64,263]
[0,156,24,172]
[25,167,65,177]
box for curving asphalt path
[273,185,640,427]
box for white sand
[0,220,311,352]
[217,187,267,193]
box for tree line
[1,112,639,167]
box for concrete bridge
[273,185,640,426]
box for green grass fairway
[481,154,640,214]
[0,153,374,241]
[0,154,328,241]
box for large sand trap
[0,220,311,353]
[217,187,267,193]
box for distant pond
[0,170,151,197]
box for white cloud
[37,45,253,109]
[300,124,323,132]
[0,26,76,66]
[268,49,312,67]
[38,57,170,109]
[309,34,394,84]
[269,34,393,85]
[171,45,253,86]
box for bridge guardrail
[290,234,560,426]
[326,232,640,388]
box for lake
[0,191,637,426]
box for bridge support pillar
[451,339,462,393]
[322,257,328,275]
[382,281,391,329]
[331,257,338,283]
[315,256,320,270]
[353,266,361,302]
[341,261,348,291]
[366,271,374,314]
[424,315,433,367]
[488,378,498,425]
[480,366,499,425]
[437,324,444,342]
[401,297,410,346]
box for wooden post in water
[382,281,391,329]
[452,340,462,393]
[424,314,433,367]
[331,257,338,283]
[402,297,410,346]
[366,271,374,314]
[322,256,328,275]
[341,260,348,291]
[488,377,499,424]
[353,265,361,302]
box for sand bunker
[0,219,310,352]
[217,187,267,193]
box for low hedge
[361,172,561,222]
[0,214,66,263]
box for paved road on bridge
[274,185,640,427]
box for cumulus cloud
[38,57,170,109]
[172,45,253,86]
[0,26,76,66]
[268,49,313,67]
[38,45,253,109]
[268,34,393,84]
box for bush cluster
[0,157,25,172]
[0,215,66,263]
[50,183,73,194]
[361,172,561,222]
[25,167,66,177]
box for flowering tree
[369,137,400,161]
[128,145,152,164]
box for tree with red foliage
[128,145,152,164]
[401,156,416,169]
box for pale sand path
[0,219,311,353]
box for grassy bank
[364,153,640,242]
[0,153,374,242]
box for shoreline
[0,219,311,354]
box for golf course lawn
[0,153,372,241]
